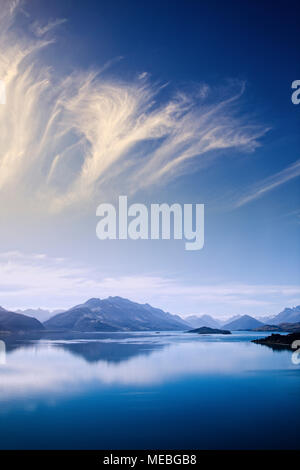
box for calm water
[0,331,299,449]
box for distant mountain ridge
[253,322,300,333]
[44,297,190,332]
[16,308,63,322]
[223,315,264,330]
[3,299,300,333]
[220,315,242,326]
[184,314,221,329]
[0,307,44,333]
[267,305,300,325]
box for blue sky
[0,0,299,318]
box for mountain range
[253,322,300,332]
[1,299,300,334]
[0,306,44,332]
[223,315,264,330]
[184,306,300,330]
[268,305,300,325]
[44,297,189,332]
[15,308,63,322]
[184,314,221,329]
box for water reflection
[0,332,297,403]
[0,332,300,449]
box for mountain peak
[108,296,131,303]
[223,314,264,330]
[270,305,300,325]
[44,296,189,332]
[185,314,221,329]
[82,298,102,307]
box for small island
[186,327,231,335]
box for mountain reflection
[2,332,167,364]
[55,339,166,363]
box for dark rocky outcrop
[186,326,231,335]
[252,332,300,350]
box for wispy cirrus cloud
[233,159,300,208]
[1,251,299,316]
[0,1,268,215]
[30,18,67,37]
[284,208,300,224]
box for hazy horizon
[3,296,300,323]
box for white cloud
[0,1,268,216]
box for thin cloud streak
[234,159,300,208]
[31,18,67,37]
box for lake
[0,331,299,449]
